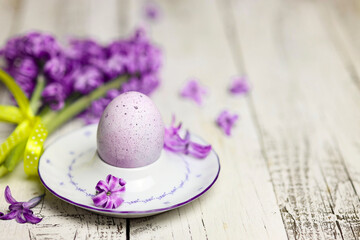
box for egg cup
[38,124,220,218]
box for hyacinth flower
[0,29,163,177]
[92,175,126,209]
[180,79,207,105]
[0,186,43,224]
[216,110,239,136]
[229,76,250,95]
[164,116,212,159]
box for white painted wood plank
[128,0,287,239]
[228,0,360,238]
[0,0,22,139]
[0,0,127,239]
[17,0,60,34]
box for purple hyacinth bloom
[80,98,111,124]
[180,79,207,105]
[133,44,162,75]
[106,89,122,100]
[118,74,159,95]
[229,76,250,95]
[23,32,60,60]
[164,116,212,159]
[107,28,162,76]
[5,58,38,98]
[119,77,141,93]
[15,57,39,79]
[42,82,67,110]
[67,39,106,63]
[216,110,239,136]
[0,186,43,224]
[100,54,127,79]
[1,36,24,62]
[121,74,158,94]
[73,66,104,94]
[8,69,35,98]
[0,29,164,124]
[107,40,130,56]
[92,174,126,209]
[44,56,68,82]
[140,74,160,95]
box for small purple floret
[180,79,207,105]
[144,2,161,21]
[229,76,250,95]
[164,116,212,159]
[16,57,39,79]
[216,110,239,136]
[22,32,60,60]
[42,82,67,110]
[0,186,43,224]
[79,98,111,125]
[92,174,126,209]
[43,56,68,82]
[72,66,104,94]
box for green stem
[40,93,80,124]
[4,140,26,171]
[30,75,46,114]
[44,75,127,134]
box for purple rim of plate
[38,124,220,215]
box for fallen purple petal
[0,210,17,221]
[229,76,250,95]
[187,141,213,159]
[22,196,44,209]
[144,2,161,21]
[216,110,239,136]
[4,185,17,204]
[0,186,43,224]
[23,210,42,224]
[180,79,207,105]
[164,116,212,158]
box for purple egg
[97,91,164,168]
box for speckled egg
[97,91,164,168]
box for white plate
[38,124,220,218]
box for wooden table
[1,0,360,239]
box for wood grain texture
[128,0,287,239]
[0,0,127,239]
[224,0,360,238]
[0,0,23,138]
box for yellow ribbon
[0,69,48,176]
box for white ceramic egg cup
[38,124,220,218]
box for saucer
[38,124,220,218]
